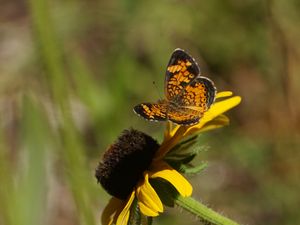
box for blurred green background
[1,0,300,225]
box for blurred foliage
[0,0,300,225]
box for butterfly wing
[133,102,168,122]
[133,101,203,125]
[176,76,216,113]
[167,105,200,125]
[165,49,200,101]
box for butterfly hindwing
[175,76,216,112]
[167,105,200,125]
[165,49,200,101]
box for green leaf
[179,162,208,175]
[166,135,209,162]
[165,153,196,165]
[167,135,198,155]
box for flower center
[95,129,159,200]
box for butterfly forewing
[165,49,200,101]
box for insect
[133,48,216,125]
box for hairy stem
[175,196,241,225]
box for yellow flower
[97,130,192,225]
[97,91,241,225]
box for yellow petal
[150,161,192,197]
[201,96,241,124]
[116,191,135,225]
[216,91,233,98]
[136,173,163,217]
[101,197,125,225]
[181,96,241,137]
[185,114,229,136]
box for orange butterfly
[134,49,216,125]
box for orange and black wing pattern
[167,105,200,125]
[165,49,200,101]
[134,48,217,126]
[133,103,168,122]
[176,76,216,111]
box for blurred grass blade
[16,96,49,225]
[0,96,49,225]
[27,0,96,224]
[0,125,14,225]
[27,0,66,104]
[68,54,113,120]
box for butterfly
[133,48,216,125]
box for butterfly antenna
[152,81,163,101]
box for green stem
[175,196,241,225]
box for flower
[96,129,192,225]
[96,91,241,225]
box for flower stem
[175,196,241,225]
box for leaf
[179,162,208,175]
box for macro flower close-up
[96,91,241,225]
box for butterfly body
[134,49,217,126]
